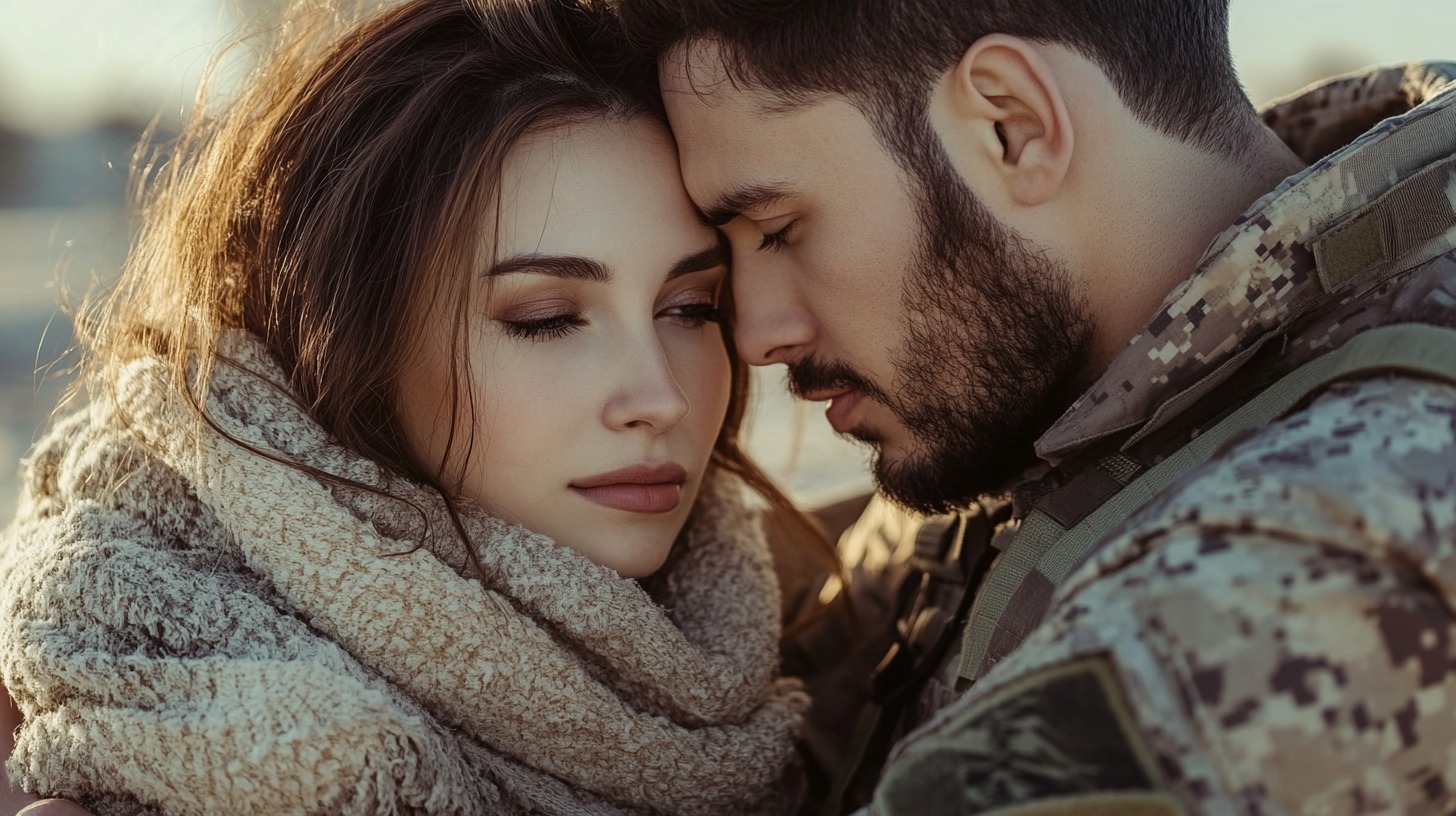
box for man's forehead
[656,42,877,212]
[658,37,814,118]
[657,40,767,189]
[658,80,784,209]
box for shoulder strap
[958,322,1456,685]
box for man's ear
[940,34,1073,207]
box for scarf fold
[0,332,808,816]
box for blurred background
[0,0,1452,520]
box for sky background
[0,0,1454,135]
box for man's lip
[570,462,688,489]
[824,389,865,434]
[800,386,855,403]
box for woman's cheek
[671,328,731,434]
[463,342,581,475]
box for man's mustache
[785,356,888,404]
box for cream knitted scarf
[0,332,808,815]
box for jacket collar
[1036,62,1456,462]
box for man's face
[661,45,1093,511]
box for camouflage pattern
[860,62,1456,815]
[881,376,1456,815]
[1037,61,1456,461]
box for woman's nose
[602,338,692,433]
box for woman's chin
[612,552,673,580]
[588,536,672,579]
[538,484,699,578]
[558,527,677,579]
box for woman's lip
[571,462,687,489]
[824,389,864,434]
[571,483,683,514]
[570,463,687,514]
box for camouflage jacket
[842,62,1456,816]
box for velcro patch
[874,656,1185,816]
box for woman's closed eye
[659,287,723,328]
[660,302,722,327]
[495,296,721,341]
[497,300,586,341]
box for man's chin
[870,430,1038,515]
[869,446,971,515]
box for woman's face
[398,116,732,578]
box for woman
[0,0,832,812]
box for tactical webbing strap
[820,507,1003,816]
[953,455,1140,692]
[957,322,1456,685]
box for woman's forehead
[489,117,714,265]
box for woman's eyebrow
[667,243,729,281]
[484,254,611,282]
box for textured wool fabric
[0,332,808,815]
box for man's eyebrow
[667,241,730,281]
[483,254,611,282]
[701,182,792,227]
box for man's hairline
[659,35,853,121]
[658,35,946,224]
[657,30,1259,160]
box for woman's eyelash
[663,303,724,327]
[500,313,584,341]
[501,296,722,339]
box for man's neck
[1075,119,1308,374]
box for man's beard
[789,121,1094,514]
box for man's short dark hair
[613,0,1256,158]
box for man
[612,0,1456,813]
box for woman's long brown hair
[77,0,839,608]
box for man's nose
[731,255,815,366]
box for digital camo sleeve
[870,376,1456,816]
